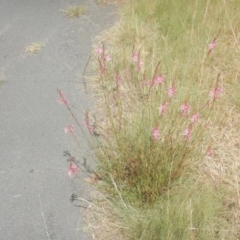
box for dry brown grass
[201,110,240,186]
[25,42,43,54]
[82,191,127,240]
[198,107,240,237]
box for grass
[63,5,87,18]
[83,183,231,239]
[59,0,240,238]
[0,78,4,86]
[25,42,43,54]
[97,0,124,5]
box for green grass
[0,76,5,86]
[97,0,124,5]
[0,79,3,86]
[85,180,236,239]
[63,5,86,18]
[77,0,240,238]
[116,185,227,239]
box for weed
[91,41,222,205]
[0,78,4,86]
[97,0,124,5]
[25,42,43,54]
[63,5,86,18]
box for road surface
[0,0,115,239]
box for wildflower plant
[90,39,224,205]
[62,0,240,238]
[57,89,97,178]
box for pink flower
[83,121,94,134]
[152,127,160,140]
[104,55,111,62]
[57,90,69,106]
[96,46,110,61]
[158,101,169,116]
[96,47,103,56]
[137,60,144,72]
[207,148,213,156]
[132,52,138,62]
[180,103,191,116]
[131,52,144,72]
[208,39,217,53]
[68,163,80,176]
[168,86,176,98]
[183,128,192,141]
[191,112,200,123]
[154,75,164,84]
[209,86,223,99]
[142,75,164,87]
[64,125,76,136]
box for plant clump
[63,5,87,18]
[58,0,240,238]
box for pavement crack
[38,194,51,240]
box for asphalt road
[0,1,115,239]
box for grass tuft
[84,183,234,239]
[0,77,4,86]
[63,5,87,18]
[97,0,124,5]
[25,42,43,54]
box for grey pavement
[0,1,116,239]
